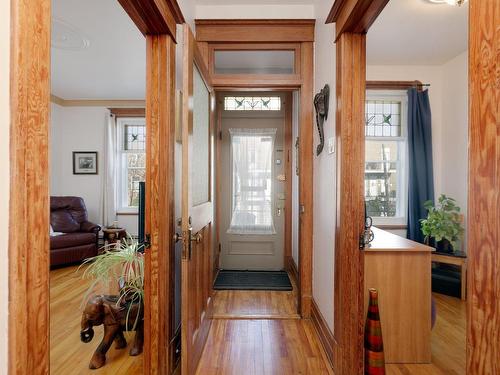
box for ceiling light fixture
[427,0,468,6]
[51,18,90,51]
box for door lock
[173,233,183,243]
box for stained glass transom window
[365,100,401,137]
[224,97,281,111]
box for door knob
[173,233,183,243]
[191,232,202,243]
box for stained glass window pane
[124,124,146,151]
[365,100,401,137]
[224,97,281,111]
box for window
[117,118,146,211]
[224,96,281,111]
[228,128,276,235]
[365,91,408,224]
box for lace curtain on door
[228,128,277,235]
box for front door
[219,96,287,270]
[180,25,214,375]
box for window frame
[365,90,409,226]
[116,117,146,214]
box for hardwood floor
[212,273,299,319]
[195,319,333,375]
[50,266,464,375]
[50,266,143,374]
[386,293,466,375]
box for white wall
[50,104,138,234]
[195,4,314,19]
[312,0,336,331]
[441,51,468,250]
[0,0,10,372]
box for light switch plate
[328,137,335,154]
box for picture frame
[73,151,98,175]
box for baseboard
[311,298,334,369]
[286,256,299,285]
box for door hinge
[218,130,222,140]
[218,243,222,253]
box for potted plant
[420,194,464,253]
[80,235,145,329]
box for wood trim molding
[286,256,299,286]
[284,92,293,266]
[298,41,314,318]
[311,299,334,369]
[117,0,185,38]
[366,80,424,91]
[327,0,389,40]
[50,94,145,107]
[333,31,366,375]
[195,19,315,42]
[467,1,500,373]
[9,0,51,374]
[144,33,176,375]
[109,107,146,117]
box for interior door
[180,25,214,375]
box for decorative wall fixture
[314,84,329,156]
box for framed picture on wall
[73,151,98,175]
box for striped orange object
[364,288,386,375]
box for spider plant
[79,235,144,330]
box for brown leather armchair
[50,196,101,267]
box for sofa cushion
[50,232,96,250]
[51,210,80,233]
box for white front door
[219,95,286,270]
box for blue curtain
[407,88,434,243]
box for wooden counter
[364,227,434,364]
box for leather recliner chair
[50,196,101,267]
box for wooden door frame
[328,0,500,373]
[195,19,315,317]
[8,0,184,374]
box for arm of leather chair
[81,221,101,234]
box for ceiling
[367,0,468,65]
[51,0,145,100]
[195,0,314,3]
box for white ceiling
[195,0,314,3]
[51,0,145,100]
[367,0,468,65]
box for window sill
[374,224,407,230]
[116,211,138,216]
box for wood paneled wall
[9,0,51,373]
[467,1,500,373]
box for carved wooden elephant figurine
[80,295,144,369]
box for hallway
[196,276,332,375]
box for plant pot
[425,237,454,253]
[436,238,454,253]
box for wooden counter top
[365,227,434,253]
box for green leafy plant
[420,194,464,249]
[79,235,144,329]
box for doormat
[213,270,293,291]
